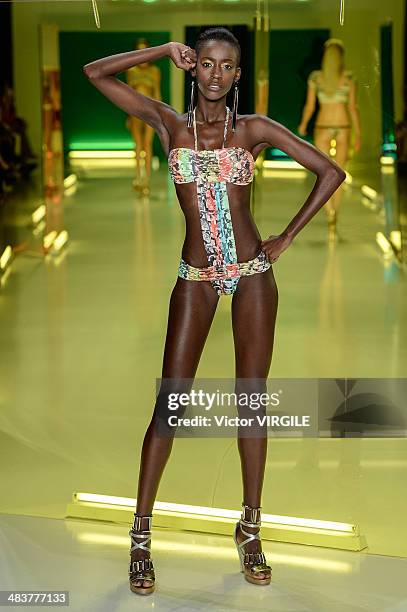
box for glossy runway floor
[1,162,407,609]
[1,513,407,612]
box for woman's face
[323,45,344,70]
[194,40,240,99]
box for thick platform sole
[129,581,155,595]
[243,573,272,586]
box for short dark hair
[195,27,241,66]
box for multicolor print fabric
[178,250,271,295]
[168,146,255,185]
[168,106,271,296]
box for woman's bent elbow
[331,165,346,185]
[83,64,97,79]
[320,165,345,187]
[336,167,347,183]
[327,159,346,184]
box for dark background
[268,28,329,158]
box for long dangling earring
[187,77,195,128]
[231,81,239,132]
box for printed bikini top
[168,106,255,185]
[307,70,354,104]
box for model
[83,27,346,595]
[125,37,162,195]
[298,38,361,239]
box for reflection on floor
[0,170,43,255]
[0,164,406,570]
[1,514,406,612]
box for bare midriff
[315,102,351,127]
[175,181,263,268]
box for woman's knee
[151,387,189,436]
[335,143,349,167]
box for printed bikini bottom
[178,250,271,296]
[314,124,351,139]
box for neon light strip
[74,492,356,533]
[263,160,304,169]
[70,151,135,159]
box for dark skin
[84,41,346,587]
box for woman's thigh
[142,122,155,146]
[231,267,279,379]
[161,277,219,379]
[313,128,332,155]
[128,115,143,142]
[335,128,351,167]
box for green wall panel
[59,31,170,160]
[267,29,330,159]
[380,24,396,155]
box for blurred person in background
[299,39,361,240]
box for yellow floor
[0,515,407,612]
[0,163,406,559]
[1,513,407,611]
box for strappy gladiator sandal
[233,503,272,586]
[128,514,155,595]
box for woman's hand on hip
[168,42,197,72]
[261,233,292,263]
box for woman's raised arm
[83,42,195,135]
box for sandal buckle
[131,513,152,532]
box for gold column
[254,0,270,116]
[40,23,66,253]
[252,1,270,212]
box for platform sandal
[128,514,155,595]
[233,503,272,586]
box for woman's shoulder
[236,113,261,132]
[244,113,280,134]
[163,108,187,132]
